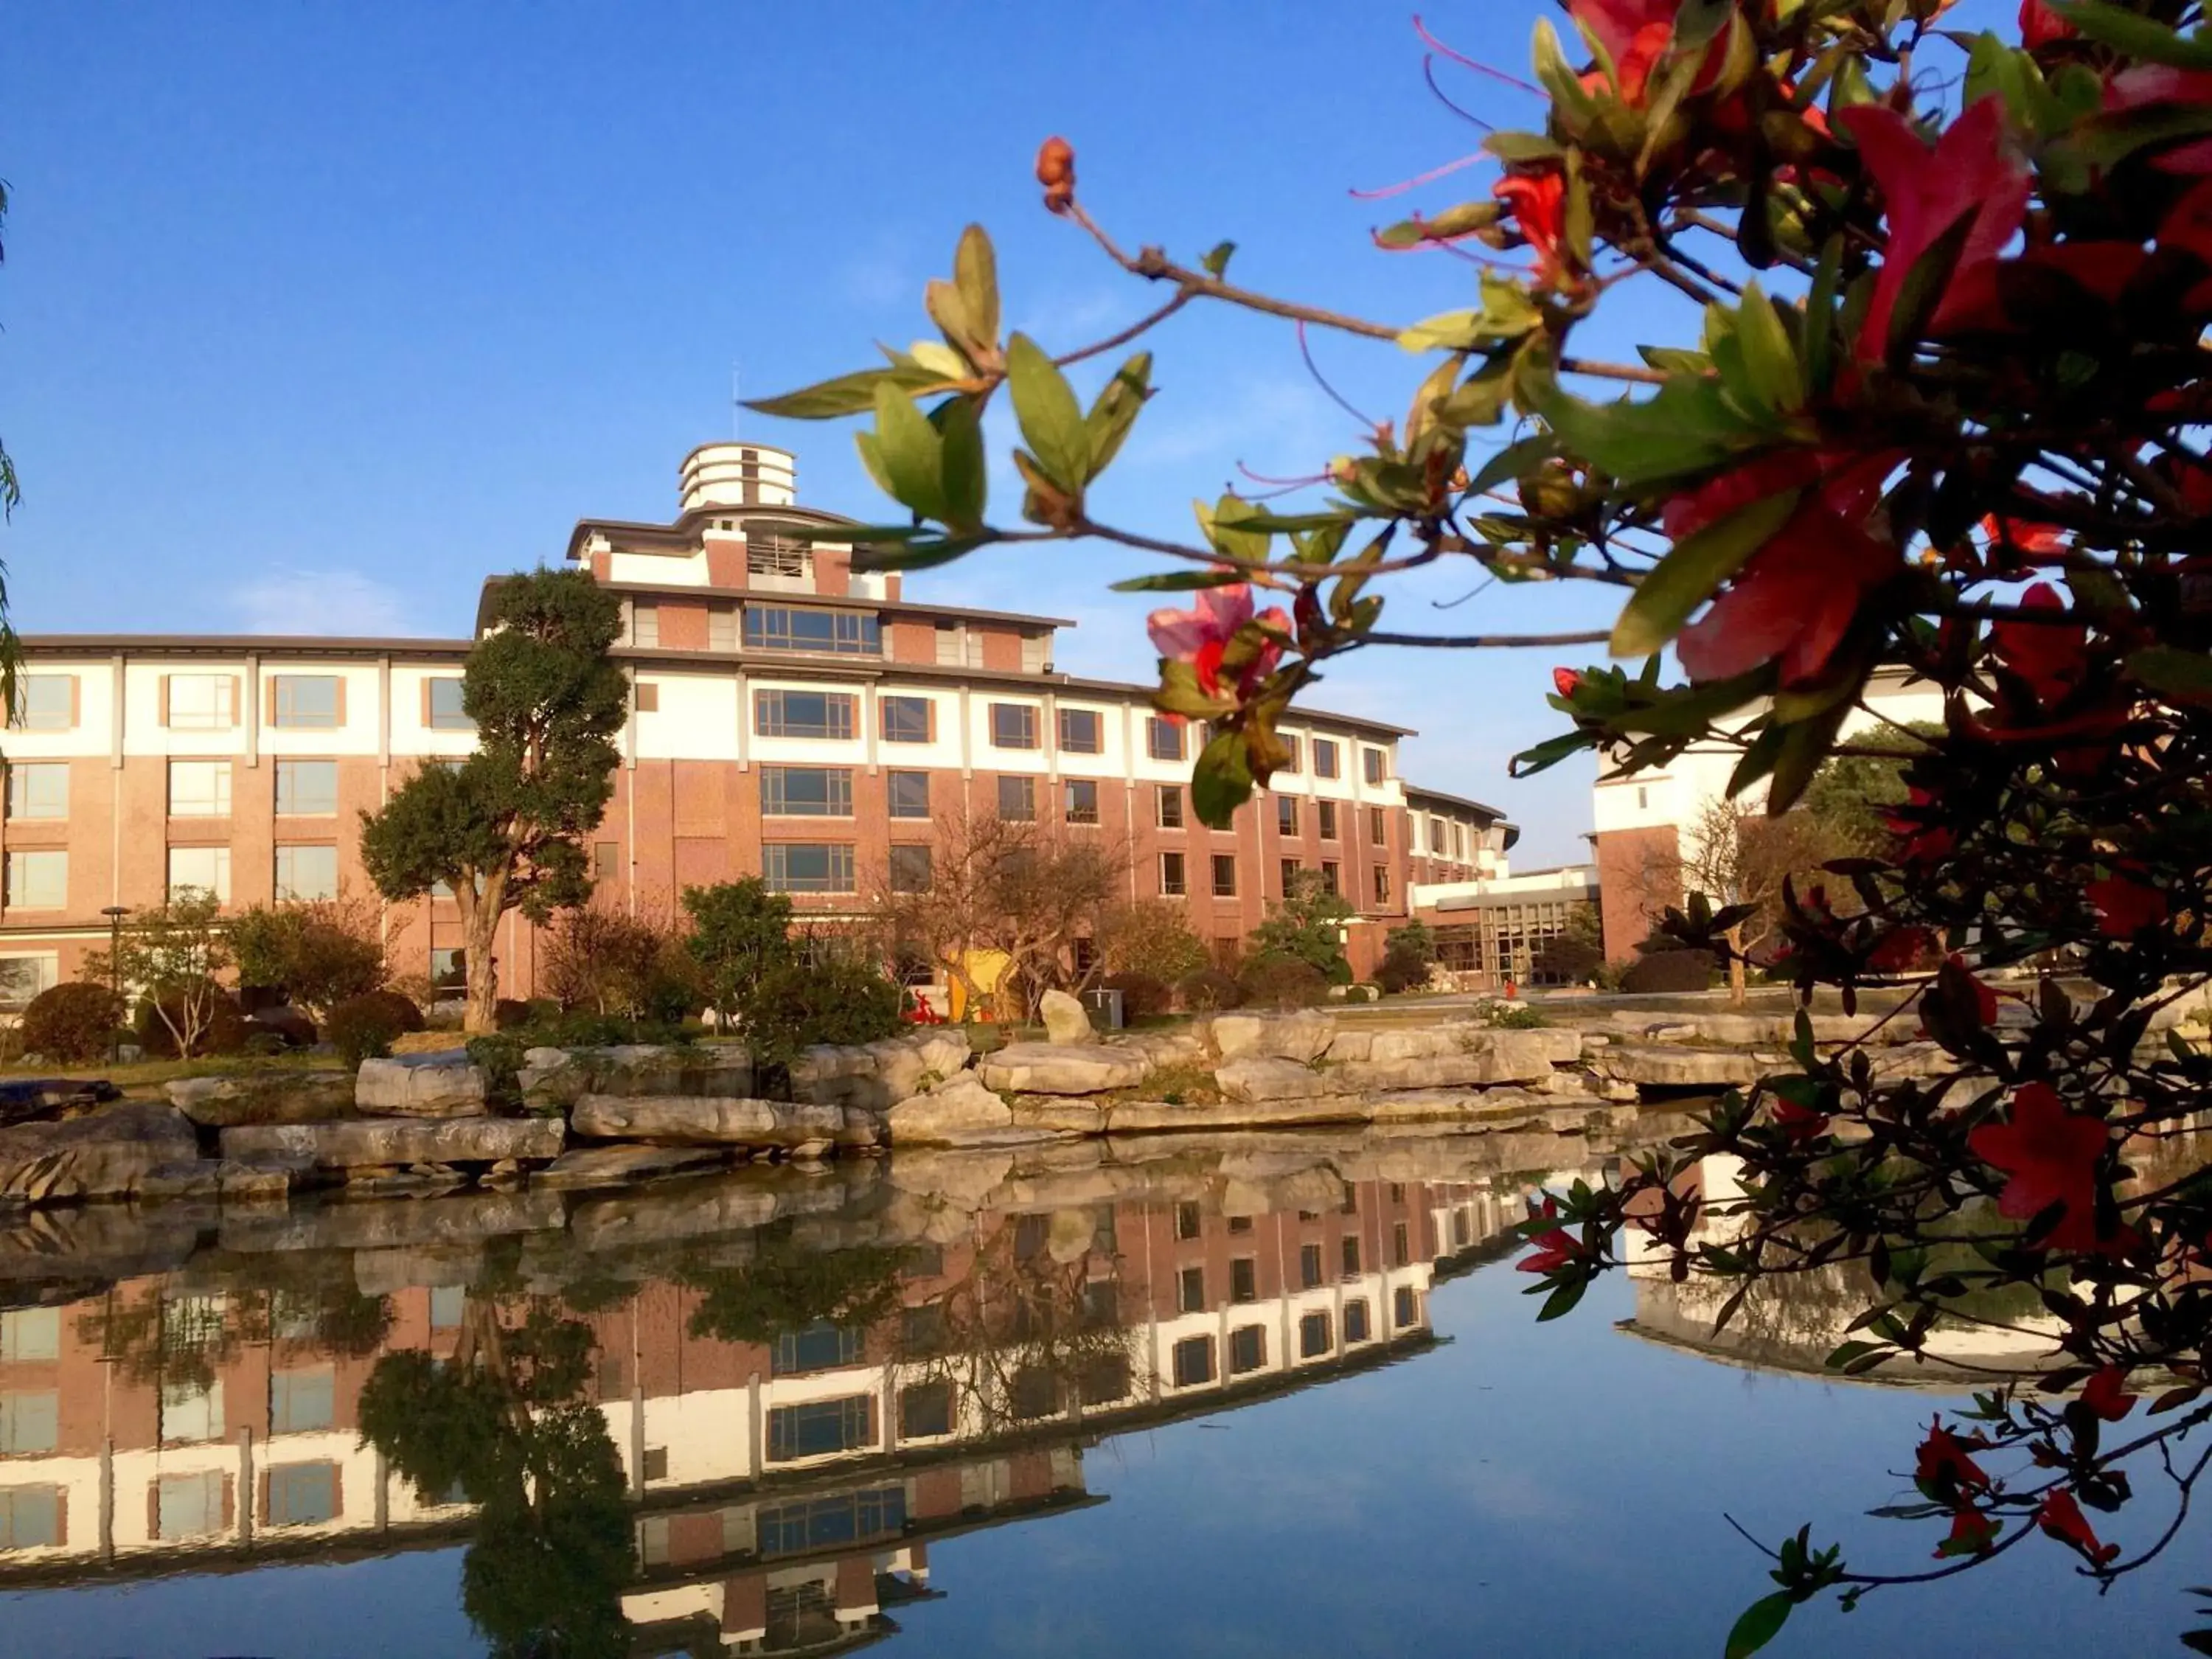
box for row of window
[4,759,344,822]
[0,1468,340,1548]
[10,674,473,734]
[1173,1237,1374,1312]
[1,845,339,908]
[1167,1291,1414,1388]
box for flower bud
[1036,136,1077,215]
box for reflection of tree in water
[358,1295,630,1659]
[679,1231,909,1346]
[898,1211,1135,1439]
[73,1260,394,1393]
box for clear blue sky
[1,2,1999,865]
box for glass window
[275,845,338,902]
[1156,786,1183,830]
[1159,852,1186,897]
[1276,795,1297,835]
[1394,1285,1419,1328]
[265,1462,338,1526]
[156,1470,224,1540]
[1211,855,1237,898]
[888,844,933,894]
[990,703,1038,749]
[1064,778,1099,825]
[745,532,813,585]
[761,766,853,817]
[168,846,230,903]
[1171,1335,1214,1388]
[430,947,465,989]
[270,1366,335,1434]
[886,770,930,819]
[275,759,338,816]
[1178,1265,1206,1312]
[0,1391,58,1454]
[1345,1298,1372,1343]
[1342,1235,1363,1276]
[1228,1325,1267,1374]
[998,774,1036,821]
[767,1395,874,1461]
[1312,739,1340,779]
[743,605,880,655]
[426,677,473,730]
[1363,746,1389,785]
[1317,801,1339,840]
[1368,806,1387,846]
[10,675,72,731]
[772,1323,865,1377]
[0,1308,58,1362]
[164,674,233,731]
[630,602,660,647]
[880,695,931,742]
[1394,1221,1411,1266]
[899,1382,953,1440]
[1174,1202,1201,1239]
[1057,708,1102,753]
[1279,734,1302,773]
[271,675,341,729]
[1230,1258,1257,1304]
[757,1487,907,1560]
[5,850,66,909]
[167,760,232,818]
[1372,866,1391,905]
[430,1285,465,1330]
[0,1486,61,1548]
[1147,717,1182,762]
[1299,1310,1332,1358]
[5,763,66,821]
[762,844,855,894]
[1280,859,1300,894]
[1320,860,1340,894]
[1299,1242,1324,1289]
[754,689,855,740]
[591,840,620,881]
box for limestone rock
[1586,1045,1767,1089]
[1322,1028,1374,1062]
[885,1073,1015,1144]
[978,1043,1150,1096]
[1105,1096,1367,1133]
[222,1116,566,1170]
[0,1077,122,1129]
[571,1094,844,1147]
[1206,1011,1335,1064]
[167,1070,357,1127]
[0,1102,200,1203]
[884,1147,1015,1208]
[1040,988,1096,1046]
[790,1029,973,1111]
[1009,1096,1105,1135]
[535,1144,728,1190]
[355,1054,490,1119]
[1215,1057,1329,1102]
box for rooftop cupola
[680,442,796,513]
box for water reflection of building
[0,1169,1526,1651]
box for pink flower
[2019,0,2074,48]
[2107,66,2212,174]
[1147,579,1290,702]
[1841,97,2031,361]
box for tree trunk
[459,887,505,1035]
[1726,923,1747,1006]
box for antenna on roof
[731,361,742,440]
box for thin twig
[1054,291,1194,369]
[1363,627,1613,649]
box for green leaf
[1110,568,1247,594]
[746,366,931,420]
[1535,1276,1586,1322]
[870,381,950,521]
[1083,350,1152,481]
[1510,730,1593,777]
[1725,1593,1794,1659]
[2127,644,2212,704]
[779,521,931,542]
[952,224,1000,355]
[937,395,987,532]
[1767,698,1853,813]
[1465,434,1558,498]
[1531,372,1773,486]
[850,535,989,574]
[1200,495,1272,565]
[1639,345,1713,375]
[2051,1,2212,69]
[1802,234,1843,397]
[924,279,981,360]
[1610,490,1800,658]
[1436,355,1516,429]
[2076,100,2212,168]
[1398,274,1542,352]
[1484,130,1565,163]
[1156,659,1234,719]
[1005,333,1091,495]
[1226,509,1355,534]
[1735,282,1805,414]
[1191,728,1254,827]
[1885,211,1978,366]
[1202,240,1236,277]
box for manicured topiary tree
[754,2,2212,1644]
[358,568,626,1034]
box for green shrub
[20,982,126,1064]
[745,956,903,1068]
[1375,947,1433,995]
[324,992,412,1067]
[493,998,534,1031]
[1238,954,1331,1009]
[465,1032,529,1105]
[334,989,426,1039]
[1483,1002,1551,1029]
[1100,973,1172,1020]
[1175,967,1244,1012]
[1621,949,1716,995]
[1340,982,1381,1004]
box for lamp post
[100,905,129,1063]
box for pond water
[0,1125,2197,1658]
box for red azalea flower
[1883,787,1957,867]
[1517,1197,1580,1275]
[1979,515,2067,557]
[1937,1501,2001,1558]
[1840,97,2032,361]
[2086,874,2168,939]
[1771,1099,1830,1141]
[1147,579,1290,702]
[1552,667,1582,698]
[2037,1489,2121,1566]
[1968,1083,2112,1253]
[1569,0,1705,105]
[2082,1365,2138,1422]
[2107,66,2212,174]
[1492,171,1571,288]
[1916,1420,1993,1494]
[2019,0,2075,47]
[1675,505,1899,688]
[1992,582,2090,709]
[1868,926,1935,974]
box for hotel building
[0,441,1517,1004]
